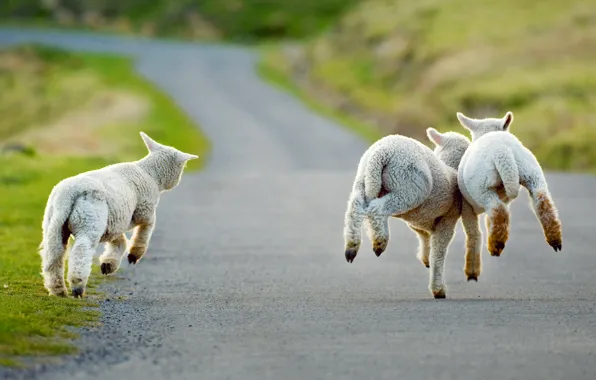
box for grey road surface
[1,28,595,380]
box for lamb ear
[177,151,199,162]
[456,112,477,131]
[502,111,514,130]
[426,127,443,146]
[140,132,161,153]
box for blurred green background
[2,0,596,171]
[0,0,595,366]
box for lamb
[456,111,563,257]
[39,132,198,298]
[343,129,482,298]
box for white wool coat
[41,136,197,246]
[458,130,547,214]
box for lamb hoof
[550,241,562,252]
[467,275,478,282]
[100,262,113,275]
[373,247,384,257]
[489,241,505,257]
[345,248,358,263]
[128,253,139,264]
[433,289,446,299]
[72,287,85,299]
[372,239,387,257]
[49,288,68,297]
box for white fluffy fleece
[39,132,198,298]
[456,111,563,256]
[343,129,481,298]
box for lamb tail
[39,185,77,254]
[493,147,520,200]
[363,150,390,202]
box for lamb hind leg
[67,196,107,298]
[40,223,70,297]
[529,188,562,251]
[365,214,390,257]
[344,193,366,263]
[99,234,128,275]
[365,189,428,258]
[477,192,510,257]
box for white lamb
[39,132,198,298]
[456,111,563,257]
[343,129,483,298]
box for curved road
[1,28,595,380]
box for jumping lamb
[343,129,482,298]
[456,111,563,257]
[39,132,198,298]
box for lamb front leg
[461,200,482,281]
[127,219,155,264]
[99,234,128,275]
[429,215,458,299]
[409,226,430,269]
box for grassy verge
[0,44,209,367]
[261,0,596,172]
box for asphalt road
[1,28,595,380]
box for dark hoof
[50,288,68,297]
[467,275,478,282]
[433,292,446,299]
[373,247,384,257]
[345,248,358,263]
[425,264,430,269]
[489,241,505,257]
[72,287,85,299]
[100,262,112,275]
[372,239,387,258]
[345,249,357,263]
[128,253,138,264]
[551,242,562,252]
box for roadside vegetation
[0,44,209,366]
[0,0,358,42]
[3,1,595,171]
[260,0,596,172]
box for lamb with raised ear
[343,129,482,298]
[39,132,198,298]
[456,111,563,257]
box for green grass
[0,0,360,42]
[0,45,98,141]
[0,44,209,366]
[261,0,596,172]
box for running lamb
[343,129,481,298]
[39,132,198,298]
[456,111,563,257]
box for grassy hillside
[0,44,208,367]
[0,0,358,41]
[261,0,596,172]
